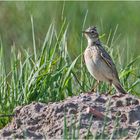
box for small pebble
[131,99,139,105]
[81,95,92,102]
[126,97,133,102]
[124,100,131,106]
[115,100,123,107]
[2,130,12,137]
[95,96,106,103]
[121,114,127,122]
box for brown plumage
[83,26,126,94]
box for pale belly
[84,49,113,82]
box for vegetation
[0,1,140,136]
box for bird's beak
[82,31,89,34]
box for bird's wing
[98,46,120,81]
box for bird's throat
[88,38,101,46]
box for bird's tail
[113,82,127,94]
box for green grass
[0,6,140,138]
[0,17,139,121]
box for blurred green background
[0,1,140,61]
[1,1,140,129]
[0,1,140,90]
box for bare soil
[0,93,140,139]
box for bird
[83,26,126,95]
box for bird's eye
[91,30,95,33]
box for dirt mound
[0,93,140,139]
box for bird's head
[83,26,99,43]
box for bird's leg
[107,81,113,95]
[109,82,112,94]
[91,80,100,93]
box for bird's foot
[91,88,96,93]
[90,89,100,96]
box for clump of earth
[0,93,140,139]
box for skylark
[83,26,126,94]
